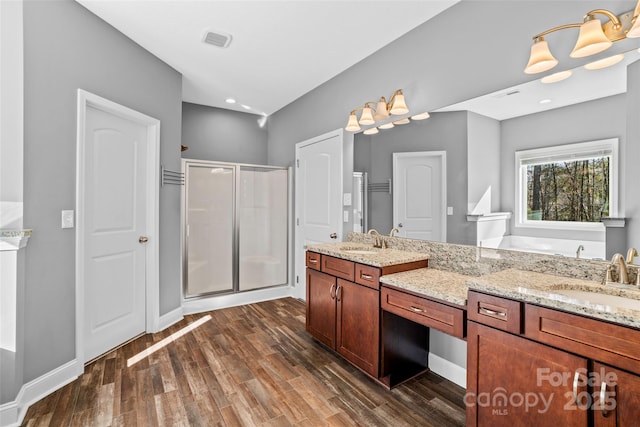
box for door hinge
[296,275,299,284]
[296,218,299,226]
[296,159,299,168]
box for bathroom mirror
[353,48,640,259]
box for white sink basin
[551,289,640,311]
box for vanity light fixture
[541,70,573,83]
[344,89,409,132]
[524,1,640,74]
[411,112,431,120]
[363,127,379,135]
[379,122,395,130]
[584,53,625,70]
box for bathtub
[480,235,605,260]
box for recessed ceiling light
[393,118,410,125]
[225,98,236,104]
[541,70,573,83]
[539,99,552,104]
[411,112,431,120]
[379,122,395,130]
[584,54,624,70]
[363,127,379,135]
[241,104,251,110]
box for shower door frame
[181,159,290,299]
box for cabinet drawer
[467,291,522,334]
[525,304,640,375]
[321,255,355,282]
[381,286,465,338]
[306,251,321,270]
[355,264,380,290]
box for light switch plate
[343,210,349,222]
[61,210,74,228]
[343,193,352,206]
[447,206,454,216]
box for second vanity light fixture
[344,89,409,132]
[524,0,640,74]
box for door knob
[330,233,337,239]
[398,223,403,228]
[139,236,149,243]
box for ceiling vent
[203,31,232,48]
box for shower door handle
[329,233,337,239]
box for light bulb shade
[584,53,624,70]
[411,112,430,120]
[378,122,395,130]
[393,118,410,125]
[524,39,558,74]
[628,15,640,38]
[373,99,389,120]
[541,70,572,83]
[389,91,409,115]
[570,19,612,58]
[363,127,379,135]
[345,113,360,132]
[359,107,375,125]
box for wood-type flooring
[21,297,466,426]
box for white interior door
[79,98,155,362]
[294,129,343,300]
[393,152,446,241]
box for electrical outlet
[343,193,352,206]
[61,210,74,228]
[343,210,349,222]
[447,206,454,216]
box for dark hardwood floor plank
[20,297,465,427]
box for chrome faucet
[610,253,629,285]
[367,229,385,248]
[576,244,585,259]
[389,228,400,237]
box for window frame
[514,138,619,231]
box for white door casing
[393,151,446,241]
[76,90,159,367]
[294,129,344,300]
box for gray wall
[182,102,268,164]
[626,60,640,252]
[467,112,501,214]
[22,0,182,383]
[500,94,626,242]
[355,111,470,244]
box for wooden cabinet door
[306,269,337,348]
[336,279,380,377]
[467,321,588,427]
[593,362,640,427]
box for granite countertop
[380,268,469,307]
[468,269,640,329]
[305,242,429,268]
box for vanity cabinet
[467,290,640,427]
[305,251,427,379]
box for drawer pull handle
[600,381,610,418]
[309,259,318,264]
[572,370,581,406]
[479,307,506,318]
[409,306,425,313]
[361,273,373,280]
[329,283,336,300]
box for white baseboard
[428,352,467,388]
[155,306,183,332]
[182,286,293,315]
[0,359,80,427]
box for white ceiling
[76,0,459,116]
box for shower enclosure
[182,159,289,298]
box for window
[515,139,618,230]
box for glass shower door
[184,163,235,297]
[238,167,288,291]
